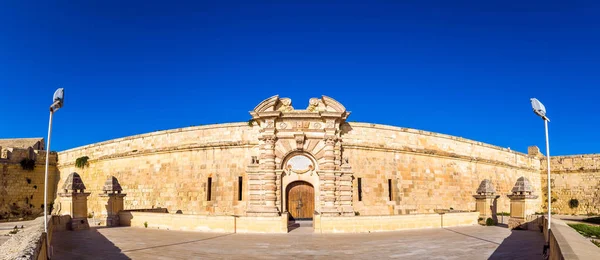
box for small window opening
[357,178,363,201]
[207,177,212,201]
[238,176,243,201]
[388,179,393,201]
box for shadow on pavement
[51,227,131,260]
[122,233,233,253]
[488,229,545,260]
[443,228,500,245]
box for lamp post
[44,88,64,253]
[530,98,551,237]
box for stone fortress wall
[0,141,59,219]
[343,123,542,215]
[55,123,258,217]
[540,153,600,215]
[55,119,543,217]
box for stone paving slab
[51,225,545,260]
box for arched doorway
[286,181,314,220]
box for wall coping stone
[547,217,600,259]
[348,122,531,157]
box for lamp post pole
[44,88,64,258]
[43,108,54,234]
[544,117,551,234]
[530,98,551,240]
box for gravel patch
[0,217,45,260]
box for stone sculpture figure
[306,98,326,112]
[277,98,294,112]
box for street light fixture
[44,88,64,255]
[530,98,551,238]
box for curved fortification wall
[55,121,542,217]
[343,122,542,215]
[56,123,258,216]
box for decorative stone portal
[286,181,314,220]
[246,95,354,218]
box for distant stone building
[0,138,58,220]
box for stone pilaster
[339,159,354,216]
[320,136,338,216]
[248,136,279,216]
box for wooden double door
[286,181,314,220]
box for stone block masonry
[0,146,58,220]
[56,119,542,217]
[541,154,600,215]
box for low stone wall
[0,215,69,260]
[314,212,479,233]
[118,212,288,233]
[545,217,600,260]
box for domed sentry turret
[476,179,497,195]
[102,176,123,194]
[62,172,86,193]
[510,177,535,196]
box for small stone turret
[473,179,499,219]
[102,176,123,194]
[507,177,538,229]
[508,177,538,199]
[99,176,127,226]
[62,172,87,193]
[57,172,91,230]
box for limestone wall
[0,148,58,220]
[55,121,545,217]
[56,123,259,217]
[314,212,479,233]
[541,154,600,215]
[118,211,288,233]
[342,122,542,215]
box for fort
[0,95,598,234]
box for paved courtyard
[51,225,545,260]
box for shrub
[20,158,36,171]
[144,221,148,228]
[486,218,495,226]
[87,212,94,218]
[591,240,600,248]
[569,199,579,209]
[75,156,89,168]
[497,212,510,216]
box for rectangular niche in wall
[238,176,243,201]
[358,177,363,201]
[388,179,393,201]
[207,177,212,201]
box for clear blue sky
[1,1,599,155]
